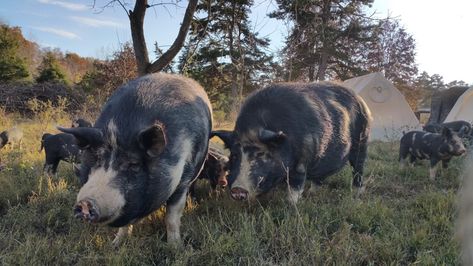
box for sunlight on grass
[0,115,468,264]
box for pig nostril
[218,178,228,187]
[73,206,83,218]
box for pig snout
[218,176,228,187]
[458,147,467,155]
[230,187,248,200]
[74,200,100,223]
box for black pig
[399,128,466,179]
[212,82,372,203]
[190,146,229,199]
[423,120,471,137]
[40,133,80,176]
[59,73,212,246]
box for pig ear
[58,127,104,149]
[138,123,166,157]
[441,127,453,139]
[259,129,286,145]
[210,130,234,149]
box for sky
[0,0,472,84]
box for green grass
[0,120,465,265]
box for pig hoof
[166,235,182,246]
[355,186,366,198]
[287,188,303,205]
[112,236,122,248]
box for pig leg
[43,163,53,175]
[112,224,133,247]
[429,159,439,180]
[51,160,60,176]
[308,179,322,195]
[409,155,417,167]
[442,158,451,169]
[349,140,368,194]
[287,163,307,204]
[165,187,188,244]
[399,145,409,168]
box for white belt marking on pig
[165,191,187,243]
[107,119,118,149]
[168,137,193,193]
[77,165,125,224]
[232,148,254,195]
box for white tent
[343,72,421,141]
[444,87,473,123]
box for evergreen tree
[36,52,67,83]
[0,24,29,82]
[364,19,418,84]
[179,0,273,113]
[270,0,375,81]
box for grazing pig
[212,82,372,203]
[399,128,466,179]
[0,127,23,150]
[40,133,81,176]
[189,146,229,199]
[423,120,472,137]
[59,72,212,246]
[72,118,92,128]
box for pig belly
[307,154,350,181]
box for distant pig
[40,133,80,176]
[423,120,472,137]
[399,128,466,179]
[59,73,212,246]
[0,127,23,150]
[71,118,92,128]
[189,146,229,199]
[212,82,372,203]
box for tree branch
[129,0,150,75]
[146,0,198,73]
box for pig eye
[129,162,141,172]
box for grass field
[0,117,467,265]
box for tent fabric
[428,86,468,124]
[444,87,473,123]
[343,72,421,141]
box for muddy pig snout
[74,200,100,223]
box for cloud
[32,27,80,39]
[70,16,125,28]
[38,0,88,11]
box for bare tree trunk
[314,0,330,81]
[315,52,328,81]
[129,0,149,76]
[229,1,240,116]
[128,0,198,76]
[308,65,314,81]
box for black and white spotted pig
[0,127,23,150]
[423,120,472,138]
[40,133,80,176]
[212,82,372,203]
[189,146,229,199]
[58,73,212,246]
[399,128,466,179]
[71,118,92,128]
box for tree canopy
[0,24,30,82]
